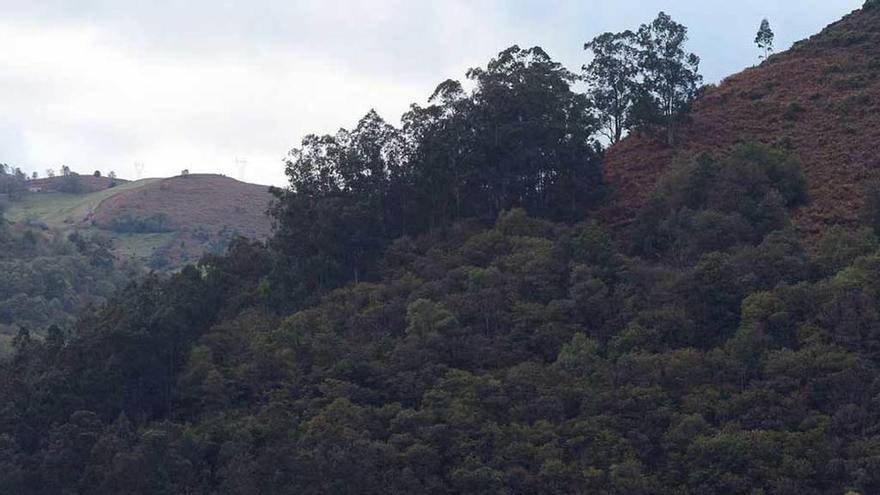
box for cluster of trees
[270,45,603,305]
[100,213,172,234]
[0,164,28,203]
[12,7,880,494]
[7,140,880,492]
[583,12,702,146]
[583,13,778,146]
[632,144,807,263]
[270,11,705,308]
[1,164,119,198]
[0,225,140,354]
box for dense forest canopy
[5,8,880,495]
[269,45,603,306]
[269,13,702,309]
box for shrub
[782,101,805,121]
[57,174,83,193]
[632,144,806,260]
[102,213,172,233]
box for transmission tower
[134,162,145,179]
[234,157,248,181]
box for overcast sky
[0,1,864,186]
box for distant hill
[28,174,129,193]
[601,5,880,236]
[6,173,274,269]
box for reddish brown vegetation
[30,175,127,193]
[91,174,274,240]
[601,6,880,236]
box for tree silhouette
[584,31,639,144]
[755,19,775,60]
[633,12,702,147]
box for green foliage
[755,18,775,60]
[269,46,602,308]
[585,12,702,147]
[0,227,138,341]
[783,101,805,121]
[816,226,878,276]
[101,213,172,233]
[0,164,27,201]
[57,173,84,194]
[5,192,880,493]
[633,144,806,261]
[5,12,880,493]
[632,12,703,146]
[584,30,639,144]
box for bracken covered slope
[7,173,275,268]
[601,5,880,235]
[91,174,273,240]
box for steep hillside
[6,174,274,268]
[10,8,880,493]
[602,5,880,235]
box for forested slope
[0,212,140,351]
[5,145,880,493]
[5,5,880,495]
[0,170,272,349]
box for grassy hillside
[6,179,160,227]
[91,174,273,240]
[5,174,273,269]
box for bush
[57,174,83,193]
[782,101,805,121]
[632,144,806,260]
[102,213,172,233]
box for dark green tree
[464,45,602,219]
[584,30,639,144]
[755,19,775,60]
[633,12,702,146]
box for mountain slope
[602,5,880,235]
[9,8,880,494]
[91,174,273,240]
[5,174,274,268]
